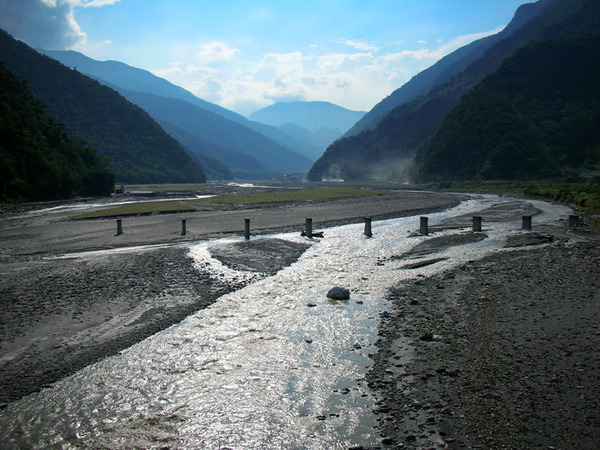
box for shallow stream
[0,195,570,449]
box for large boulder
[327,287,350,300]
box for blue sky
[1,0,530,115]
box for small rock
[419,332,434,341]
[306,302,317,307]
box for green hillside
[307,0,599,183]
[0,63,114,201]
[413,34,600,181]
[0,29,205,184]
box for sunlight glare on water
[0,195,571,449]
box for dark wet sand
[368,232,600,449]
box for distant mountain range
[41,50,321,178]
[308,0,600,183]
[248,101,365,161]
[4,0,596,193]
[0,29,205,185]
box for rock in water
[327,287,350,300]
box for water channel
[0,195,571,448]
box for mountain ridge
[41,49,321,167]
[343,1,549,138]
[308,0,598,183]
[0,29,205,184]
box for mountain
[307,0,598,183]
[120,90,312,177]
[0,29,205,184]
[249,101,365,133]
[0,62,114,201]
[40,49,247,125]
[158,121,268,180]
[249,101,365,161]
[277,123,342,161]
[159,123,235,181]
[413,33,600,181]
[344,1,547,138]
[42,49,316,172]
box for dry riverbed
[368,232,600,449]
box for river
[0,195,570,449]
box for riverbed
[0,194,573,448]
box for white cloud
[76,0,121,6]
[155,26,502,116]
[0,0,87,49]
[195,42,239,64]
[0,0,122,50]
[333,38,379,52]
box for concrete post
[568,215,579,228]
[244,218,250,240]
[420,216,428,236]
[116,219,123,236]
[473,216,482,232]
[305,218,313,238]
[364,217,372,237]
[522,215,532,230]
[181,219,187,236]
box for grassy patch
[204,187,392,204]
[71,187,392,220]
[120,183,208,193]
[71,200,197,219]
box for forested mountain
[42,49,320,168]
[413,34,600,181]
[159,122,235,181]
[0,63,114,201]
[344,1,548,138]
[0,29,205,184]
[308,0,599,183]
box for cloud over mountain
[0,0,85,49]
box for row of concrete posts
[114,214,581,238]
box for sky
[0,0,531,116]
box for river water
[0,195,570,449]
